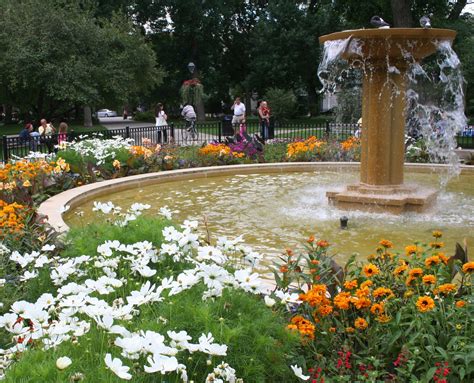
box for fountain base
[327,183,438,214]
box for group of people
[19,119,68,151]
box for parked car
[96,109,117,118]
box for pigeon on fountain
[419,14,432,29]
[370,16,390,29]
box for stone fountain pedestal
[319,28,456,213]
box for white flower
[144,354,179,374]
[56,356,72,370]
[159,206,172,220]
[104,353,132,380]
[59,205,70,214]
[41,244,56,252]
[291,365,310,381]
[264,295,276,307]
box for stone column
[360,61,406,187]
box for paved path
[99,116,154,129]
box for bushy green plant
[264,88,297,122]
[133,110,155,123]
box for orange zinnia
[405,245,418,256]
[344,279,358,290]
[425,256,441,267]
[370,303,385,315]
[416,296,435,312]
[408,268,423,278]
[379,239,394,248]
[437,283,457,294]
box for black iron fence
[2,121,473,162]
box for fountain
[319,28,458,213]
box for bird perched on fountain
[420,14,432,28]
[370,16,390,29]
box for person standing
[258,101,270,140]
[58,122,68,145]
[231,97,246,129]
[155,103,168,143]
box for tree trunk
[83,106,93,128]
[4,104,13,124]
[449,0,467,20]
[390,0,414,27]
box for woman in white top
[155,103,168,127]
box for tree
[0,0,163,124]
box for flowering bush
[285,136,360,162]
[271,232,473,382]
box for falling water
[317,36,467,176]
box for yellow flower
[462,262,474,274]
[416,296,435,312]
[404,289,414,298]
[22,180,31,187]
[378,239,393,248]
[432,230,443,238]
[363,263,380,278]
[354,317,368,330]
[112,160,121,169]
[422,275,437,285]
[429,241,444,249]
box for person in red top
[258,101,271,140]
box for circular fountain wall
[52,164,474,267]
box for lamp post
[187,62,196,75]
[184,62,204,121]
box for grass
[2,216,301,382]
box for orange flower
[345,327,355,333]
[299,284,328,307]
[350,296,371,310]
[425,256,441,267]
[455,300,466,308]
[430,242,444,249]
[317,304,333,316]
[408,268,423,278]
[437,283,457,295]
[376,314,391,323]
[285,248,294,257]
[363,263,380,278]
[422,275,437,285]
[354,317,368,330]
[416,296,435,312]
[462,262,474,274]
[370,303,384,315]
[360,280,373,289]
[405,245,419,256]
[307,235,315,244]
[316,240,330,248]
[333,292,351,310]
[288,315,315,340]
[372,287,394,299]
[437,252,449,265]
[310,259,319,265]
[432,230,443,238]
[279,265,288,273]
[329,327,336,333]
[344,280,358,290]
[394,263,408,276]
[379,239,393,248]
[355,287,370,298]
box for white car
[96,109,117,118]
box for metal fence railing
[2,121,473,162]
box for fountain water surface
[318,28,466,213]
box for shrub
[264,88,297,122]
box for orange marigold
[455,300,466,308]
[316,240,330,248]
[405,245,419,256]
[363,263,380,278]
[429,241,444,249]
[416,296,435,312]
[354,317,368,330]
[462,262,474,274]
[307,235,315,243]
[299,284,328,307]
[379,239,394,248]
[425,256,441,268]
[376,314,392,323]
[333,292,351,310]
[422,275,437,285]
[372,287,394,299]
[394,263,408,276]
[370,303,385,315]
[437,283,457,294]
[317,304,333,316]
[432,230,443,238]
[360,280,373,289]
[344,279,358,290]
[350,296,371,310]
[437,252,449,265]
[408,268,423,278]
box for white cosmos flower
[56,356,72,370]
[20,270,38,282]
[264,295,276,307]
[159,206,172,220]
[104,353,132,380]
[291,365,310,380]
[144,354,179,374]
[41,244,56,252]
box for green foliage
[133,110,156,123]
[0,0,163,120]
[180,83,204,107]
[264,88,297,122]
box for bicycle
[182,118,197,144]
